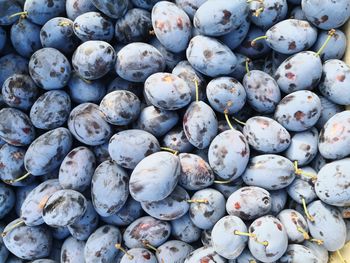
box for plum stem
[253,7,264,17]
[213,179,233,184]
[234,230,269,246]
[316,29,336,57]
[142,240,159,253]
[232,117,246,126]
[296,226,310,240]
[294,161,317,182]
[251,35,268,46]
[5,172,31,184]
[245,58,251,76]
[310,238,324,246]
[8,11,28,19]
[224,110,234,130]
[186,199,208,204]
[160,147,178,155]
[1,219,25,237]
[301,198,315,222]
[58,21,71,27]
[115,244,134,260]
[336,250,347,263]
[193,78,199,103]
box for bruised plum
[183,101,218,149]
[301,0,350,30]
[73,11,114,42]
[178,153,214,191]
[315,158,350,206]
[91,160,129,217]
[2,74,39,111]
[186,35,237,77]
[100,90,141,125]
[84,225,122,263]
[129,151,180,202]
[152,1,191,52]
[193,0,249,36]
[30,90,71,130]
[3,218,52,260]
[144,72,191,110]
[318,111,350,160]
[189,188,226,230]
[206,77,246,114]
[24,128,72,176]
[243,70,281,113]
[109,129,160,169]
[263,19,318,54]
[226,186,271,220]
[42,189,87,227]
[72,40,116,80]
[274,51,322,93]
[0,108,35,146]
[318,60,350,106]
[162,127,194,153]
[123,216,171,248]
[59,146,96,192]
[115,42,166,82]
[29,48,71,90]
[243,116,291,153]
[115,8,152,44]
[248,215,288,262]
[208,129,250,180]
[68,103,112,146]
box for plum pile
[0,0,350,262]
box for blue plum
[115,42,165,82]
[66,0,97,20]
[73,11,114,41]
[243,116,291,153]
[30,90,71,130]
[115,8,152,44]
[60,237,85,263]
[29,48,71,90]
[68,103,112,146]
[40,17,79,54]
[129,151,180,202]
[10,18,42,58]
[134,106,179,137]
[0,108,35,146]
[183,101,218,149]
[84,225,122,262]
[193,0,248,36]
[152,1,192,52]
[91,160,129,216]
[123,216,171,248]
[0,182,15,219]
[100,90,141,125]
[24,128,73,176]
[0,54,28,88]
[2,74,39,111]
[3,218,52,260]
[24,0,66,25]
[72,40,116,80]
[59,146,96,192]
[186,35,237,77]
[90,0,129,19]
[170,213,201,243]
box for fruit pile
[0,0,350,262]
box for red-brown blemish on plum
[22,127,31,134]
[176,18,183,30]
[336,75,346,82]
[234,202,241,209]
[285,72,296,80]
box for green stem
[8,11,28,19]
[315,29,336,57]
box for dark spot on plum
[203,50,213,59]
[169,246,179,252]
[337,75,346,82]
[102,226,110,233]
[288,41,296,50]
[294,111,305,121]
[221,10,232,25]
[285,63,292,69]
